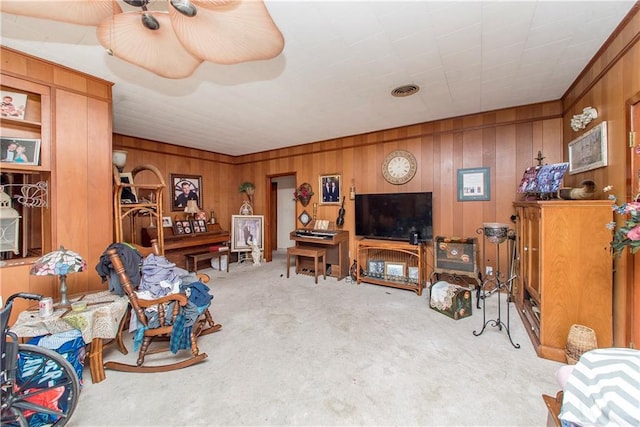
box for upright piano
[143,223,230,269]
[289,229,350,280]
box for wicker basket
[565,324,597,365]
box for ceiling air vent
[391,84,420,97]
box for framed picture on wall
[319,173,341,205]
[171,174,202,211]
[568,121,608,174]
[457,167,490,201]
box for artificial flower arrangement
[604,185,640,256]
[293,182,314,202]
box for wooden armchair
[104,240,221,373]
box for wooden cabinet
[356,238,426,295]
[1,75,52,263]
[1,48,113,322]
[513,200,613,362]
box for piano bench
[286,246,327,284]
[185,248,229,274]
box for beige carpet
[69,250,563,426]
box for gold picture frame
[384,261,406,278]
[319,173,341,205]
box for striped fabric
[559,348,640,427]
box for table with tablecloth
[11,290,129,383]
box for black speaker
[409,231,420,245]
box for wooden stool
[286,246,327,284]
[185,249,229,273]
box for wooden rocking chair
[104,240,222,373]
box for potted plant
[239,182,255,204]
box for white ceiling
[1,1,636,156]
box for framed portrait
[231,215,264,252]
[1,90,27,120]
[162,216,173,228]
[367,260,385,278]
[385,261,406,278]
[171,174,202,211]
[568,121,608,174]
[173,220,193,235]
[192,219,208,233]
[408,266,419,283]
[319,173,341,205]
[119,172,137,203]
[0,137,40,165]
[457,167,490,201]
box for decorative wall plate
[382,149,417,184]
[298,210,311,226]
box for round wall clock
[298,210,312,226]
[382,150,417,184]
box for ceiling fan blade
[192,0,237,9]
[96,11,202,79]
[0,0,122,26]
[169,0,284,65]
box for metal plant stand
[473,223,520,349]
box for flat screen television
[355,192,433,242]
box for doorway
[265,174,296,261]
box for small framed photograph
[408,267,419,282]
[1,90,27,120]
[119,172,137,203]
[1,137,40,165]
[231,215,264,252]
[385,261,406,278]
[568,121,608,174]
[457,167,490,201]
[192,219,208,233]
[171,174,202,211]
[162,217,173,228]
[319,173,341,205]
[367,260,384,277]
[173,220,193,235]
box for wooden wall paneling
[419,134,435,191]
[86,97,113,291]
[451,130,465,237]
[437,131,455,237]
[405,137,422,193]
[460,127,483,235]
[541,118,563,164]
[53,89,90,296]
